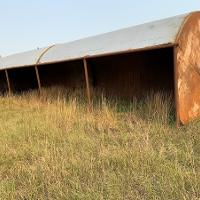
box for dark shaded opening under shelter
[38,60,85,91]
[0,47,175,100]
[8,67,38,93]
[87,47,174,100]
[0,70,8,94]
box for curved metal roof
[0,47,48,70]
[0,12,190,70]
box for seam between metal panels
[35,45,55,66]
[34,45,55,92]
[0,45,55,71]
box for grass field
[0,88,199,200]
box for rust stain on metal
[175,12,200,124]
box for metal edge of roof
[0,12,193,71]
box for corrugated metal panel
[0,13,189,70]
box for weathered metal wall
[8,67,38,93]
[38,60,85,89]
[176,12,200,124]
[88,47,174,99]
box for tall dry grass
[0,87,199,200]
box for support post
[35,65,42,92]
[34,45,55,93]
[83,58,92,109]
[5,69,11,95]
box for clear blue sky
[1,0,200,56]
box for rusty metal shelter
[0,11,200,125]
